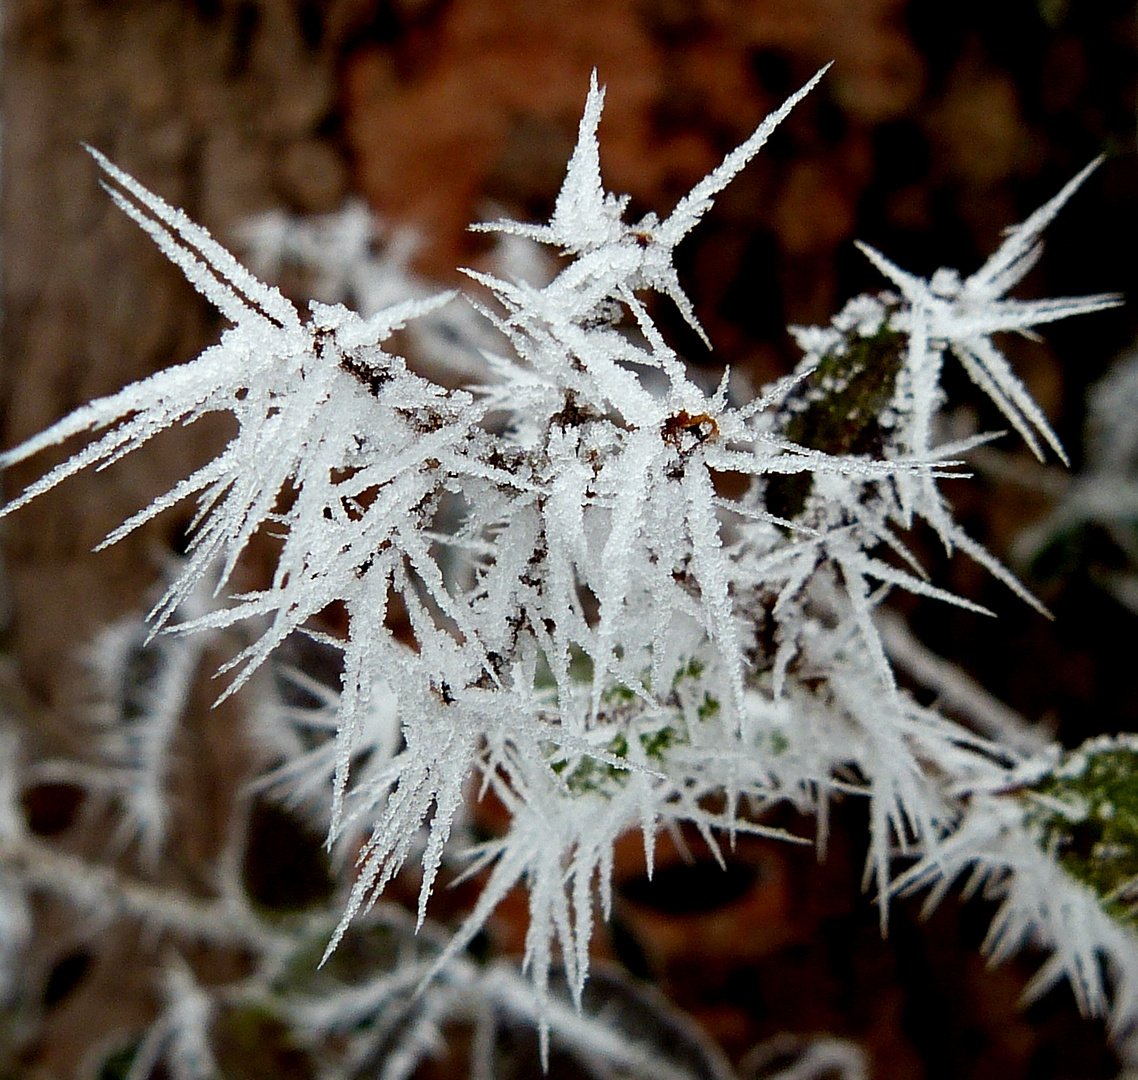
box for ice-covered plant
[2,65,1136,1071]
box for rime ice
[1,70,1131,1046]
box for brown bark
[1,0,348,703]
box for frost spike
[968,157,1102,302]
[656,63,831,248]
[88,146,301,331]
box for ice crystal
[896,738,1138,1031]
[855,158,1118,466]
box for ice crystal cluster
[2,66,1137,1070]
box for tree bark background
[1,2,1137,1077]
[1,0,352,707]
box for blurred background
[2,1,1138,1077]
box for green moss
[601,682,637,706]
[550,659,711,793]
[550,723,693,795]
[672,656,705,687]
[766,321,906,521]
[640,726,679,760]
[1027,742,1138,926]
[696,694,720,721]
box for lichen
[1026,737,1138,926]
[766,314,906,521]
